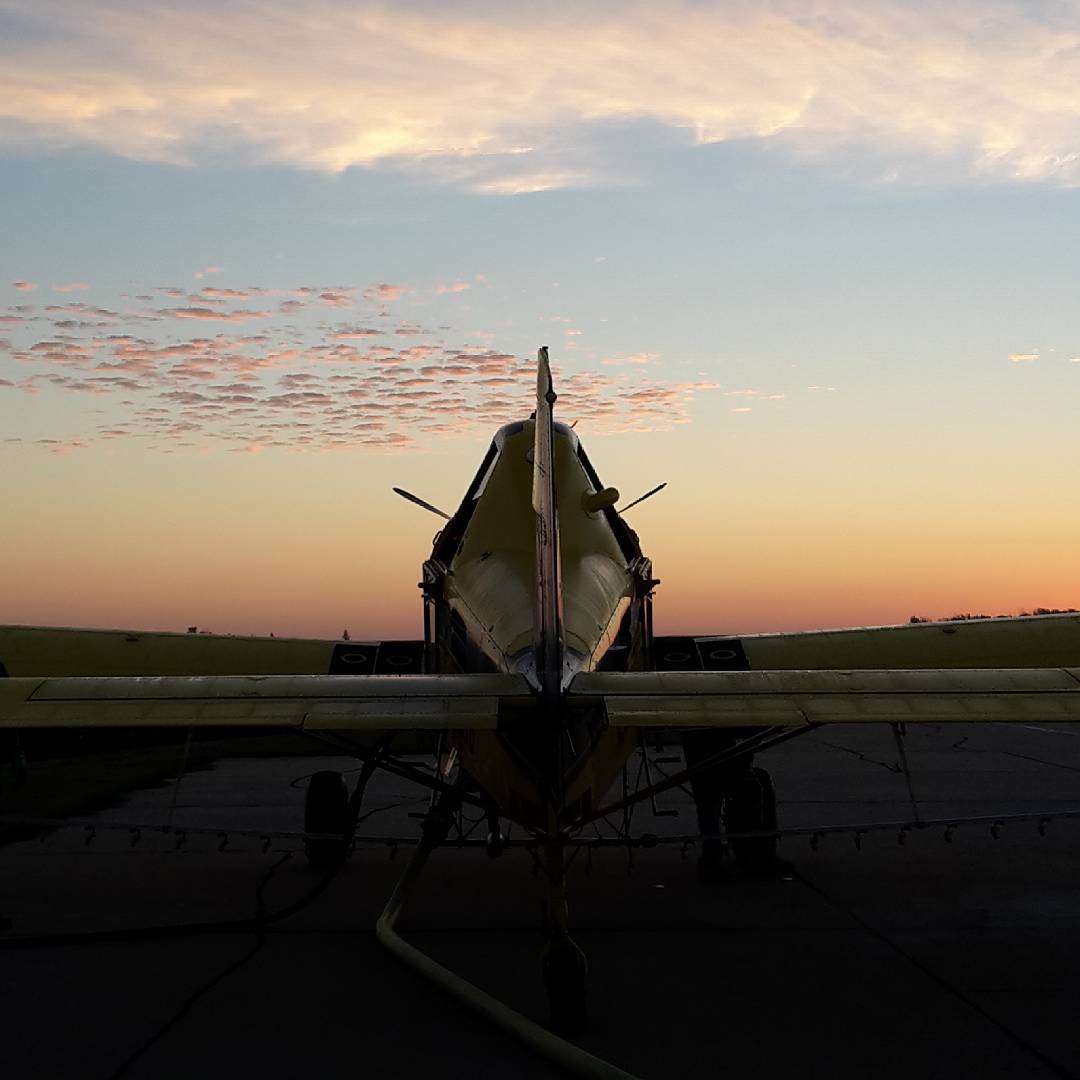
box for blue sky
[2,1,1078,635]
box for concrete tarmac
[2,721,1079,1080]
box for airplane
[3,347,1080,1071]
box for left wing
[0,624,424,677]
[571,668,1080,727]
[0,674,531,730]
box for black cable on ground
[0,797,422,950]
[104,851,292,1080]
[0,847,342,949]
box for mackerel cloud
[4,2,1080,189]
[1,280,723,452]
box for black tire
[304,770,348,870]
[725,766,778,873]
[543,935,588,1036]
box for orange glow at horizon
[3,415,1076,642]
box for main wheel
[543,934,588,1036]
[724,766,778,874]
[304,770,349,870]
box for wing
[0,624,424,677]
[652,612,1080,672]
[571,668,1080,727]
[0,673,531,730]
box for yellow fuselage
[429,420,646,827]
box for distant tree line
[909,607,1078,624]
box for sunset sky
[2,0,1078,640]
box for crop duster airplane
[2,349,1080,1059]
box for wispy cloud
[603,352,657,366]
[5,3,1080,189]
[318,289,356,308]
[330,326,380,341]
[158,306,272,322]
[12,281,37,292]
[363,283,406,303]
[196,286,266,300]
[1008,352,1039,363]
[44,302,121,319]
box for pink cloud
[159,307,271,322]
[436,281,471,295]
[363,283,406,303]
[421,364,473,376]
[363,346,397,361]
[318,290,355,308]
[330,326,380,340]
[397,344,441,362]
[602,351,657,366]
[21,340,97,364]
[8,278,723,451]
[36,438,89,454]
[193,266,224,279]
[13,281,37,292]
[198,287,266,299]
[51,282,89,293]
[45,302,121,319]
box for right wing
[571,668,1080,727]
[652,613,1080,672]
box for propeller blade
[617,482,667,514]
[393,487,451,520]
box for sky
[2,0,1078,640]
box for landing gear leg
[725,766,781,875]
[683,729,735,882]
[303,770,348,870]
[540,842,587,1036]
[303,736,393,870]
[484,800,504,859]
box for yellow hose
[375,841,643,1080]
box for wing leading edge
[0,674,531,730]
[571,668,1080,727]
[4,667,1079,730]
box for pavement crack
[818,739,901,773]
[997,750,1080,774]
[105,936,265,1080]
[793,869,1078,1080]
